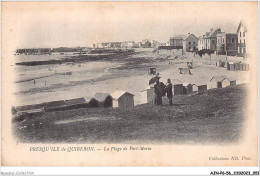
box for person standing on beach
[153,80,162,106]
[166,78,173,105]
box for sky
[2,2,257,49]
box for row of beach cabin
[91,91,134,108]
[216,61,249,71]
[14,75,239,115]
[140,76,237,104]
[13,91,134,116]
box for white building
[198,28,221,52]
[237,21,247,57]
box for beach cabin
[209,76,230,89]
[239,62,243,70]
[172,79,184,95]
[85,97,99,108]
[15,103,44,112]
[189,80,206,92]
[229,79,237,86]
[140,86,155,104]
[221,78,230,88]
[242,63,246,71]
[42,100,66,109]
[186,83,198,94]
[242,63,249,71]
[94,93,113,108]
[16,98,88,113]
[173,84,184,95]
[63,98,87,110]
[198,84,207,92]
[227,62,235,71]
[45,98,88,111]
[42,100,67,112]
[235,62,242,70]
[111,91,134,108]
[65,98,86,106]
[222,61,228,68]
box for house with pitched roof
[183,33,199,53]
[237,21,247,57]
[198,28,222,53]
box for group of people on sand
[150,73,173,106]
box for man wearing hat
[166,78,173,105]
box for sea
[13,54,124,106]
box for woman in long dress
[153,80,162,105]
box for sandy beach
[13,50,249,106]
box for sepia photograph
[1,1,258,167]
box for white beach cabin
[186,83,198,94]
[140,86,155,104]
[111,91,134,108]
[221,78,230,88]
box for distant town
[16,21,247,58]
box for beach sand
[14,51,249,106]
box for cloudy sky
[2,2,257,49]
